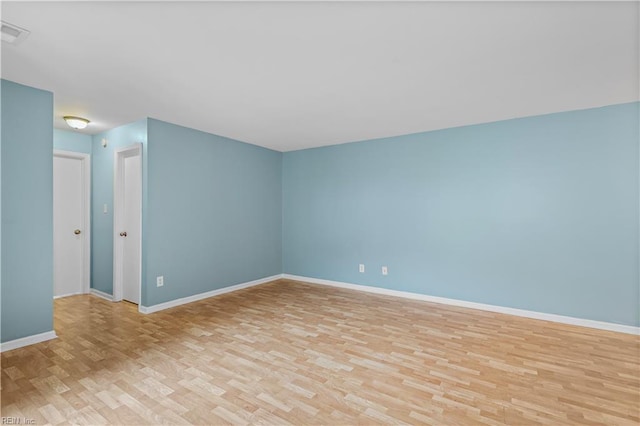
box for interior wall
[1,79,54,342]
[283,102,640,327]
[90,119,148,296]
[53,129,92,154]
[144,118,282,307]
[3,76,636,341]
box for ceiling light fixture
[64,116,90,130]
[1,21,30,45]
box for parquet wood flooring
[1,278,639,425]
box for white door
[53,151,90,298]
[114,144,142,305]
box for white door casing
[113,144,142,304]
[53,150,90,298]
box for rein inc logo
[1,418,35,425]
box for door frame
[53,150,91,296]
[112,143,142,303]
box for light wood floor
[1,279,639,425]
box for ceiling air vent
[1,21,30,45]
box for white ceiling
[1,1,638,152]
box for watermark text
[1,418,36,425]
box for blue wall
[91,120,148,295]
[283,102,640,327]
[144,119,282,306]
[1,80,54,342]
[53,129,92,154]
[3,77,636,340]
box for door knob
[74,229,81,235]
[120,231,127,237]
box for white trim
[53,150,91,296]
[54,292,85,299]
[90,288,114,301]
[139,274,282,314]
[0,331,57,353]
[282,274,640,336]
[113,143,143,304]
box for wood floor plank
[2,279,638,425]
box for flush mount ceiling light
[64,116,90,130]
[1,20,30,45]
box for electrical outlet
[157,276,164,287]
[382,266,388,276]
[359,264,365,273]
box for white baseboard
[139,274,282,314]
[54,291,86,299]
[90,288,114,301]
[0,330,58,353]
[282,274,640,336]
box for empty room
[1,1,638,425]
